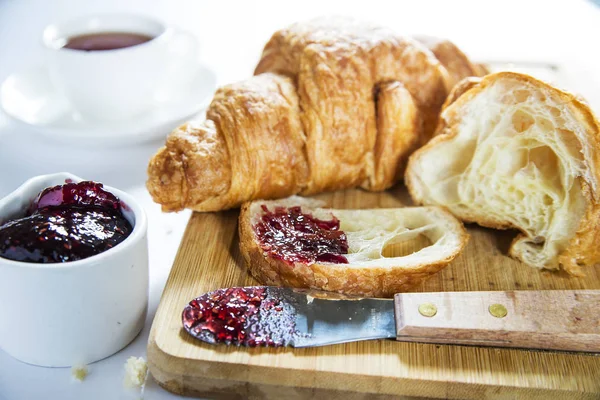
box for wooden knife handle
[394,290,600,352]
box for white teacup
[43,14,199,121]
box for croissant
[405,71,600,275]
[414,36,489,90]
[147,18,485,212]
[238,196,468,297]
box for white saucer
[0,62,217,146]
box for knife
[182,286,600,352]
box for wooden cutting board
[147,186,600,399]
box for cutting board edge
[147,331,599,399]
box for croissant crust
[147,18,485,212]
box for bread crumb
[71,364,88,382]
[123,356,148,388]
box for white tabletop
[0,1,599,399]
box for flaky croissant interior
[248,196,465,268]
[337,207,465,267]
[407,72,600,272]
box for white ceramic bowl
[0,173,148,367]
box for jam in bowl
[0,181,133,263]
[0,173,148,367]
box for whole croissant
[147,18,486,212]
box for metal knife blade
[182,286,395,347]
[275,287,396,347]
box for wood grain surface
[148,186,600,399]
[394,290,600,352]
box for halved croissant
[239,196,468,297]
[405,71,600,275]
[147,18,484,212]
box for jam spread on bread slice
[0,181,132,263]
[253,205,349,265]
[182,287,297,346]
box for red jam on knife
[182,287,298,347]
[0,181,132,263]
[253,205,349,265]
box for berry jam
[33,181,121,212]
[253,205,349,265]
[0,181,133,263]
[182,287,298,347]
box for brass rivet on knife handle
[489,303,508,318]
[418,303,437,317]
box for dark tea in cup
[63,32,154,51]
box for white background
[0,0,599,399]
